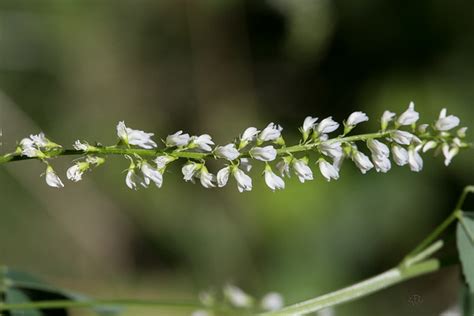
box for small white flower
[422,140,438,152]
[182,162,200,182]
[190,134,214,152]
[276,157,291,177]
[45,166,64,188]
[397,101,419,126]
[191,310,210,316]
[302,116,318,133]
[408,146,423,172]
[73,140,90,151]
[66,163,87,182]
[116,121,157,149]
[166,130,190,147]
[435,108,460,131]
[352,150,374,174]
[391,130,417,145]
[125,169,142,190]
[292,158,314,183]
[391,145,409,166]
[457,127,467,138]
[261,292,284,311]
[239,158,252,172]
[346,111,369,126]
[21,145,41,158]
[215,144,240,161]
[372,154,391,173]
[264,166,285,191]
[367,139,389,157]
[233,168,253,192]
[241,127,260,142]
[217,166,231,187]
[30,133,49,147]
[332,155,344,171]
[199,167,215,188]
[258,123,283,142]
[86,156,105,165]
[442,143,459,166]
[318,159,339,181]
[141,162,163,188]
[154,155,176,169]
[319,141,343,159]
[224,285,253,308]
[381,111,396,131]
[317,117,339,134]
[250,146,277,162]
[418,124,429,134]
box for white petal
[250,146,277,161]
[233,168,252,192]
[45,167,64,188]
[261,292,284,311]
[215,144,240,161]
[317,117,339,134]
[217,167,230,187]
[346,111,368,126]
[302,116,318,133]
[264,169,285,191]
[318,160,339,181]
[397,101,419,125]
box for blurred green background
[0,1,473,315]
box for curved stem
[260,259,440,315]
[0,132,391,165]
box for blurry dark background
[0,1,473,315]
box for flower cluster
[191,284,284,316]
[8,102,469,190]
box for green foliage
[457,213,474,294]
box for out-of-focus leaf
[457,213,474,293]
[462,281,474,316]
[0,267,122,316]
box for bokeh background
[1,1,473,315]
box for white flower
[67,163,87,182]
[73,140,90,151]
[86,156,105,165]
[319,141,343,159]
[241,127,260,142]
[190,134,214,152]
[261,292,284,311]
[442,143,459,166]
[391,130,417,145]
[191,310,210,316]
[250,146,277,161]
[264,167,285,191]
[318,160,339,181]
[302,116,318,133]
[418,124,429,134]
[116,121,157,149]
[215,144,240,161]
[21,145,41,158]
[346,111,368,126]
[154,155,176,169]
[199,167,215,188]
[45,166,64,188]
[20,133,52,157]
[182,162,200,182]
[352,151,374,174]
[141,162,163,188]
[367,139,389,157]
[317,117,339,134]
[435,108,460,131]
[391,145,408,166]
[333,155,344,171]
[258,123,282,142]
[408,146,423,172]
[224,285,253,308]
[457,127,467,138]
[166,130,190,147]
[397,101,419,126]
[276,157,291,177]
[292,158,313,183]
[239,158,252,172]
[30,133,48,147]
[217,166,231,187]
[233,168,252,192]
[372,154,391,173]
[381,111,396,131]
[125,169,143,190]
[422,140,437,152]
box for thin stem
[260,259,440,315]
[0,132,391,165]
[404,185,474,260]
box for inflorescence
[0,102,469,191]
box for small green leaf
[457,213,474,293]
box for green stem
[0,132,391,165]
[260,259,440,315]
[404,185,474,260]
